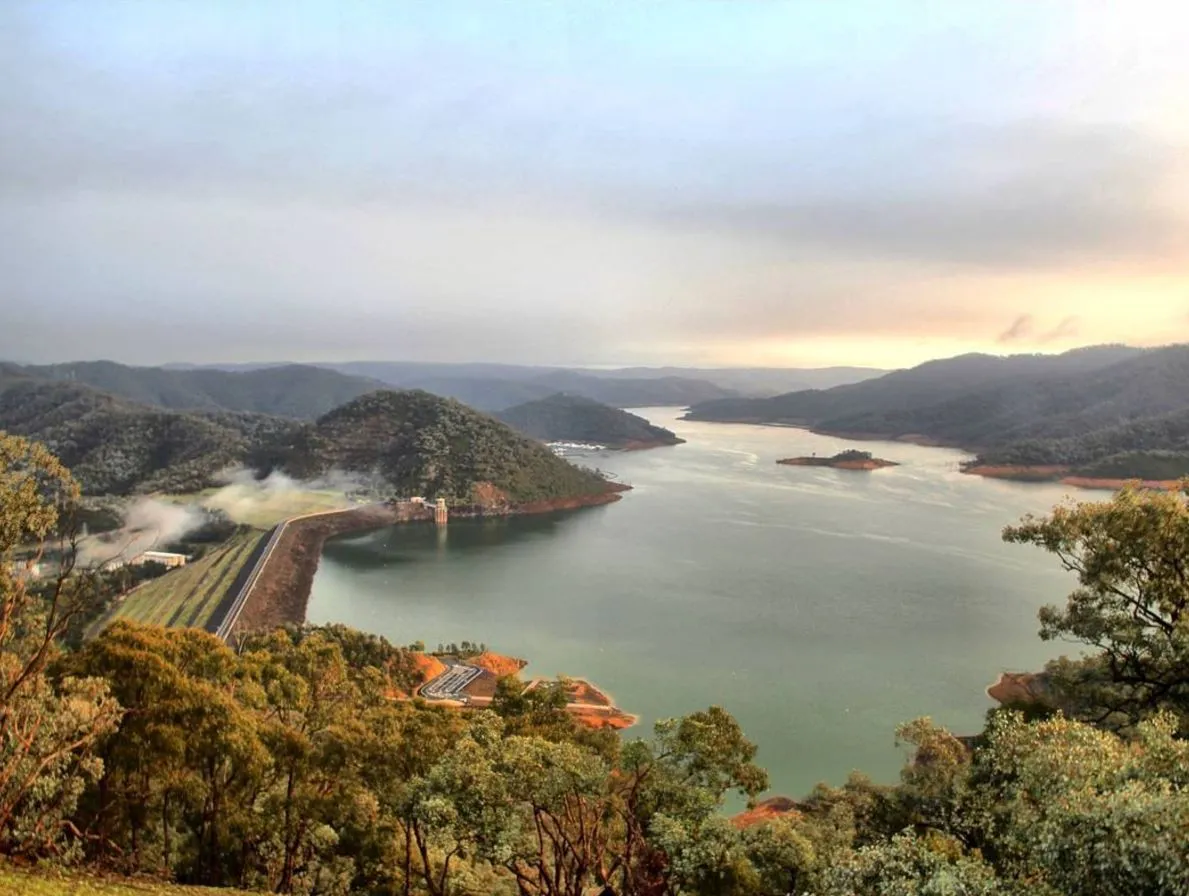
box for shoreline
[685,418,1182,491]
[963,464,1184,492]
[229,485,629,638]
[617,437,685,451]
[416,651,638,730]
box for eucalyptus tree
[1004,484,1189,730]
[0,433,120,856]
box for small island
[777,449,899,471]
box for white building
[133,551,188,568]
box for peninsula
[414,649,637,731]
[777,449,898,471]
[496,392,685,450]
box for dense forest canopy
[258,389,613,504]
[0,379,612,503]
[0,377,300,494]
[2,361,386,419]
[2,433,1189,893]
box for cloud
[1,3,1188,367]
[998,315,1035,343]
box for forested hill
[496,393,684,448]
[0,377,298,494]
[258,389,614,503]
[0,379,613,502]
[686,344,1189,477]
[5,360,384,419]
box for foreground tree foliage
[0,433,121,857]
[2,438,1189,893]
[1004,484,1189,731]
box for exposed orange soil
[462,669,637,729]
[571,708,636,730]
[963,464,1183,491]
[566,679,613,707]
[561,678,636,729]
[987,671,1050,706]
[411,652,448,684]
[731,797,802,829]
[449,482,631,519]
[469,651,528,677]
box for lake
[308,409,1082,800]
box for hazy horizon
[4,2,1189,368]
[3,340,1164,374]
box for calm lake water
[309,409,1082,799]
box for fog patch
[199,467,377,526]
[79,497,206,568]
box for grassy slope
[0,865,252,895]
[101,531,264,631]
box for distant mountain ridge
[0,377,298,494]
[685,345,1189,479]
[164,360,888,405]
[322,362,739,409]
[496,393,684,448]
[5,360,384,419]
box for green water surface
[309,409,1081,799]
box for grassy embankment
[0,864,252,896]
[102,530,264,630]
[93,489,354,633]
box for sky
[3,2,1189,369]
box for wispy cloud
[998,315,1035,344]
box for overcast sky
[3,2,1188,368]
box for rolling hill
[497,393,684,448]
[686,345,1189,478]
[0,377,299,494]
[255,389,615,503]
[6,360,384,419]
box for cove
[308,408,1079,799]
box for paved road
[213,503,382,643]
[419,662,483,702]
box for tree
[0,432,120,856]
[816,831,1017,896]
[611,707,769,896]
[249,630,374,894]
[974,711,1189,896]
[63,621,270,884]
[1003,485,1189,730]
